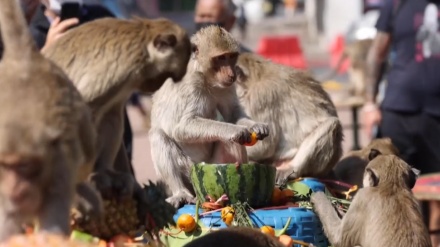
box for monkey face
[210,52,239,88]
[363,154,420,189]
[0,155,49,215]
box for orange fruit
[176,214,196,233]
[271,187,282,206]
[280,189,295,203]
[222,212,234,226]
[260,226,275,237]
[278,234,294,247]
[221,206,234,217]
[244,132,258,146]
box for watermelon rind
[190,163,276,207]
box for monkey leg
[210,141,248,164]
[149,128,195,208]
[94,107,125,172]
[310,191,343,246]
[276,117,343,181]
[38,159,74,235]
[92,107,138,199]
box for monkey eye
[15,163,41,179]
[216,55,227,61]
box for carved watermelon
[190,163,276,207]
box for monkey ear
[363,168,379,187]
[191,43,199,56]
[153,34,177,51]
[407,167,420,189]
[368,148,381,161]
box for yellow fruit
[176,214,196,233]
[221,206,235,217]
[260,226,275,237]
[280,189,295,204]
[278,234,294,247]
[271,187,282,206]
[244,132,258,146]
[222,213,234,226]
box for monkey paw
[310,191,327,204]
[72,182,105,223]
[230,127,252,145]
[88,170,135,200]
[249,123,270,140]
[166,190,196,208]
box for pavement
[129,13,370,185]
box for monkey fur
[149,26,269,208]
[183,227,285,247]
[42,17,192,200]
[0,0,100,241]
[235,52,343,182]
[320,38,373,97]
[311,151,430,247]
[330,137,399,188]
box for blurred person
[194,0,252,52]
[363,0,440,246]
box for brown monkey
[235,52,343,183]
[0,0,99,241]
[320,38,373,97]
[183,227,286,247]
[149,26,269,208]
[311,152,430,247]
[42,17,192,199]
[330,137,399,188]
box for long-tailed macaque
[0,0,99,241]
[149,26,269,208]
[235,53,343,183]
[311,151,430,247]
[42,17,192,199]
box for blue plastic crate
[174,205,328,247]
[174,178,329,246]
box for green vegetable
[190,163,276,207]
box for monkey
[234,52,343,183]
[148,26,270,208]
[329,137,400,189]
[319,38,373,98]
[183,227,286,247]
[41,17,192,200]
[311,151,431,247]
[0,0,101,241]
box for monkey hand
[249,123,270,140]
[88,170,135,201]
[166,189,196,208]
[72,182,105,223]
[230,127,253,145]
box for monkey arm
[365,32,391,103]
[173,116,242,143]
[311,191,343,246]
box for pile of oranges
[271,187,295,206]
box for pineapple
[141,180,177,234]
[71,198,140,240]
[0,233,99,247]
[71,180,176,240]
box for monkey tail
[0,0,39,61]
